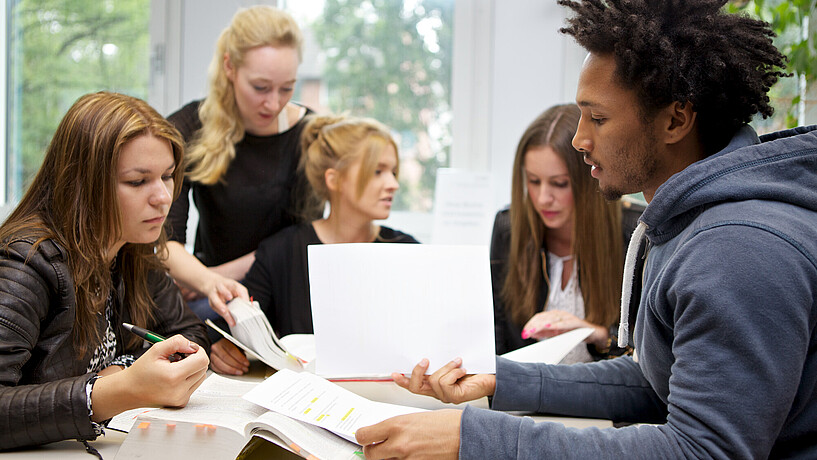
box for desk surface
[2,363,613,459]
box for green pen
[122,322,187,362]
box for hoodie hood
[640,124,817,244]
[616,124,817,347]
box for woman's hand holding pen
[89,335,209,422]
[392,358,496,405]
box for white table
[1,364,612,459]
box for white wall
[453,0,584,212]
[0,4,7,205]
[149,0,278,116]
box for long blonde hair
[0,92,185,354]
[503,104,622,328]
[186,5,303,184]
[301,115,399,203]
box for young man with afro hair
[354,0,817,458]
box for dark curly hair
[559,0,789,155]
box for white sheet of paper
[500,327,594,364]
[431,168,494,245]
[308,243,496,376]
[243,369,424,443]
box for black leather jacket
[0,238,209,450]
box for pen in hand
[122,322,187,362]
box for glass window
[283,0,455,213]
[5,0,150,202]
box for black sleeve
[243,237,278,321]
[143,269,210,354]
[166,177,192,244]
[0,244,97,449]
[490,209,512,355]
[588,200,646,360]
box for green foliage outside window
[309,0,454,212]
[6,0,150,200]
[727,0,817,129]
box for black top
[166,100,317,266]
[490,200,646,355]
[243,222,418,337]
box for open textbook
[113,372,424,460]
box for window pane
[285,0,454,213]
[6,0,150,200]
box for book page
[501,327,594,364]
[141,374,264,434]
[246,411,361,460]
[207,318,303,372]
[308,244,497,376]
[243,369,425,443]
[107,407,157,432]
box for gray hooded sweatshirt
[459,125,817,459]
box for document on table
[501,327,594,364]
[308,243,497,376]
[243,369,424,443]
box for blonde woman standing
[163,6,320,356]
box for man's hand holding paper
[391,357,496,405]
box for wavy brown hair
[186,5,303,184]
[503,104,622,328]
[0,91,185,354]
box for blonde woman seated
[213,115,417,375]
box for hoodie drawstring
[618,221,647,348]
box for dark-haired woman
[0,92,209,450]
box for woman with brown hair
[0,92,209,450]
[491,103,644,360]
